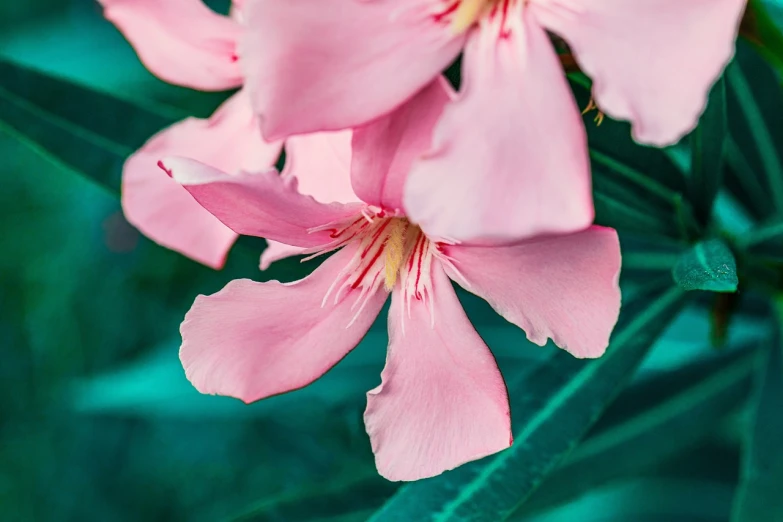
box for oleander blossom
[98,0,355,268]
[161,81,622,481]
[242,0,746,243]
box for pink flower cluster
[100,0,744,480]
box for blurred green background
[2,1,783,521]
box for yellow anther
[582,97,605,126]
[384,220,407,291]
[452,0,489,34]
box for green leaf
[519,345,758,516]
[689,77,727,227]
[744,0,783,81]
[725,136,777,221]
[510,478,735,522]
[738,215,783,265]
[732,310,783,522]
[0,88,127,195]
[621,251,682,272]
[0,57,178,150]
[368,281,687,522]
[726,46,783,214]
[592,191,684,241]
[722,43,783,222]
[0,57,180,194]
[231,472,397,522]
[672,239,739,293]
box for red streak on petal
[413,234,426,300]
[347,221,371,242]
[361,220,391,259]
[433,0,459,23]
[491,0,513,40]
[331,217,364,238]
[352,246,384,290]
[407,233,423,272]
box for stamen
[582,97,605,126]
[361,207,376,223]
[347,273,383,328]
[384,220,407,291]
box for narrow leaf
[520,346,758,516]
[689,77,727,226]
[742,0,783,81]
[672,239,738,293]
[369,281,687,522]
[738,216,783,264]
[0,57,178,148]
[231,472,397,522]
[0,86,127,194]
[0,58,181,194]
[732,308,783,522]
[621,251,682,272]
[725,137,777,221]
[592,177,683,239]
[727,50,783,211]
[723,44,783,221]
[510,478,735,522]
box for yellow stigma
[452,0,490,34]
[384,220,407,291]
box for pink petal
[181,245,387,403]
[445,226,622,359]
[281,131,360,205]
[259,240,305,270]
[365,265,511,481]
[230,0,245,19]
[404,7,593,243]
[160,157,363,248]
[141,90,281,173]
[98,0,243,91]
[122,92,281,268]
[532,0,745,146]
[351,78,454,212]
[123,152,236,269]
[241,0,464,139]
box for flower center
[305,210,462,326]
[310,214,431,292]
[442,0,513,34]
[452,0,492,32]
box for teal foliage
[732,307,783,522]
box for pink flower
[242,0,745,243]
[99,0,357,268]
[161,80,622,481]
